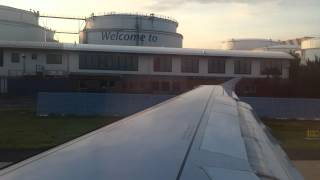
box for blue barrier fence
[241,97,320,120]
[37,92,174,117]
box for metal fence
[240,97,320,120]
[7,78,71,96]
[37,92,174,117]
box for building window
[234,60,251,74]
[79,53,138,71]
[0,49,3,67]
[31,53,38,60]
[11,53,20,63]
[181,56,199,73]
[46,54,62,64]
[208,57,226,73]
[260,60,282,76]
[153,56,172,72]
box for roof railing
[92,12,178,25]
[37,11,178,25]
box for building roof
[0,40,293,59]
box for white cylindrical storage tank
[254,45,300,54]
[0,5,55,42]
[222,38,280,50]
[301,37,320,64]
[80,13,183,48]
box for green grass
[0,108,121,149]
[262,119,320,150]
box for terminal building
[0,5,293,95]
[0,41,292,94]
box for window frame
[181,56,199,73]
[153,56,172,72]
[46,54,63,64]
[208,57,226,74]
[11,52,20,63]
[260,60,283,75]
[234,60,252,75]
[0,49,3,67]
[79,52,139,71]
[31,53,38,60]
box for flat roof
[0,40,293,59]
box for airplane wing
[0,79,303,180]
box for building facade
[0,41,292,94]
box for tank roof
[90,12,178,26]
[0,5,38,16]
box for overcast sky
[1,0,319,48]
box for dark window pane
[31,53,37,60]
[181,56,199,73]
[46,54,62,64]
[0,49,3,66]
[112,55,119,70]
[11,53,20,63]
[260,60,282,75]
[79,52,138,71]
[154,57,161,71]
[119,55,126,70]
[208,57,226,73]
[153,56,172,72]
[234,60,251,74]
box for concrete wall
[37,92,174,116]
[241,97,320,119]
